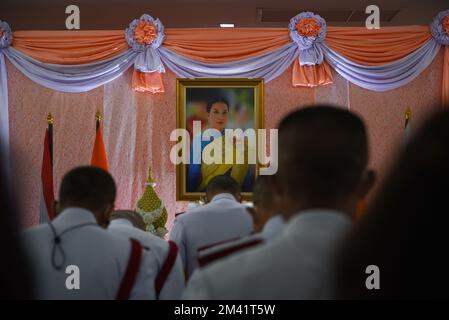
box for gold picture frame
[176,78,264,201]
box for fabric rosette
[125,14,165,73]
[431,10,449,45]
[0,20,13,49]
[289,12,326,66]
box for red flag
[39,128,55,222]
[91,125,109,171]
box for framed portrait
[176,78,264,201]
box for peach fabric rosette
[296,17,321,37]
[133,20,158,46]
[289,11,326,66]
[289,12,332,88]
[443,15,449,36]
[0,20,13,49]
[126,14,165,52]
[431,10,449,106]
[125,14,165,93]
[431,9,449,45]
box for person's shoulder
[23,223,50,239]
[174,210,194,222]
[175,211,186,218]
[228,204,255,222]
[200,199,244,212]
[108,224,172,257]
[123,227,171,263]
[198,234,264,268]
[211,231,291,273]
[22,224,51,250]
[24,222,48,233]
[94,226,133,254]
[192,233,318,299]
[201,233,260,253]
[204,237,270,275]
[176,206,207,222]
[221,200,252,213]
[193,244,268,298]
[132,227,169,252]
[186,203,235,221]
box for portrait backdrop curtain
[7,52,444,229]
[1,13,447,229]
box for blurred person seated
[0,147,34,299]
[197,175,285,268]
[108,210,185,299]
[337,109,449,299]
[183,105,375,299]
[249,175,285,237]
[23,166,155,299]
[170,175,253,279]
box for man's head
[57,166,116,228]
[205,175,241,203]
[274,105,375,219]
[110,210,146,231]
[251,175,279,232]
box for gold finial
[47,113,54,125]
[145,162,155,186]
[95,111,103,122]
[405,108,412,120]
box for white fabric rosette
[288,12,326,66]
[0,20,13,49]
[125,14,165,73]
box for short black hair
[253,176,274,209]
[278,105,368,203]
[206,174,240,196]
[207,97,230,113]
[59,166,116,212]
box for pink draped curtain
[7,49,444,229]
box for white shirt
[169,193,254,278]
[23,208,155,300]
[260,215,286,241]
[183,209,353,300]
[197,215,286,263]
[108,219,185,299]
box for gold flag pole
[404,108,412,129]
[403,108,413,145]
[95,111,102,133]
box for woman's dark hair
[207,97,230,113]
[0,147,34,299]
[336,109,449,299]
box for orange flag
[90,126,109,171]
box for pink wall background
[7,50,444,230]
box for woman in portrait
[187,97,254,192]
